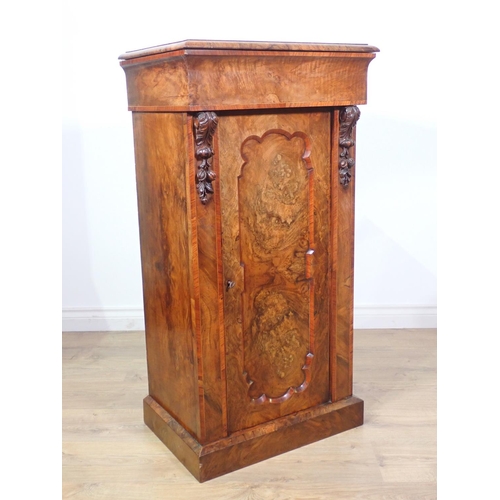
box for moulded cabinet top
[119,39,379,112]
[118,39,380,60]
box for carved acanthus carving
[339,106,360,186]
[193,111,218,204]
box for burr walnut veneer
[119,40,378,482]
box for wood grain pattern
[219,111,331,433]
[331,108,357,400]
[132,112,200,437]
[121,51,376,111]
[187,115,227,443]
[239,129,314,405]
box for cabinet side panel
[332,110,355,400]
[132,112,200,437]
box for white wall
[62,0,436,331]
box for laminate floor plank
[63,481,438,500]
[62,329,436,499]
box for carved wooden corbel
[193,111,218,204]
[339,106,360,186]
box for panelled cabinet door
[218,111,333,433]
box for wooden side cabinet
[119,40,378,482]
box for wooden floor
[62,329,436,499]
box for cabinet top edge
[118,39,380,60]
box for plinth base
[143,395,364,482]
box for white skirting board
[62,305,437,332]
[62,307,146,332]
[353,305,437,329]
